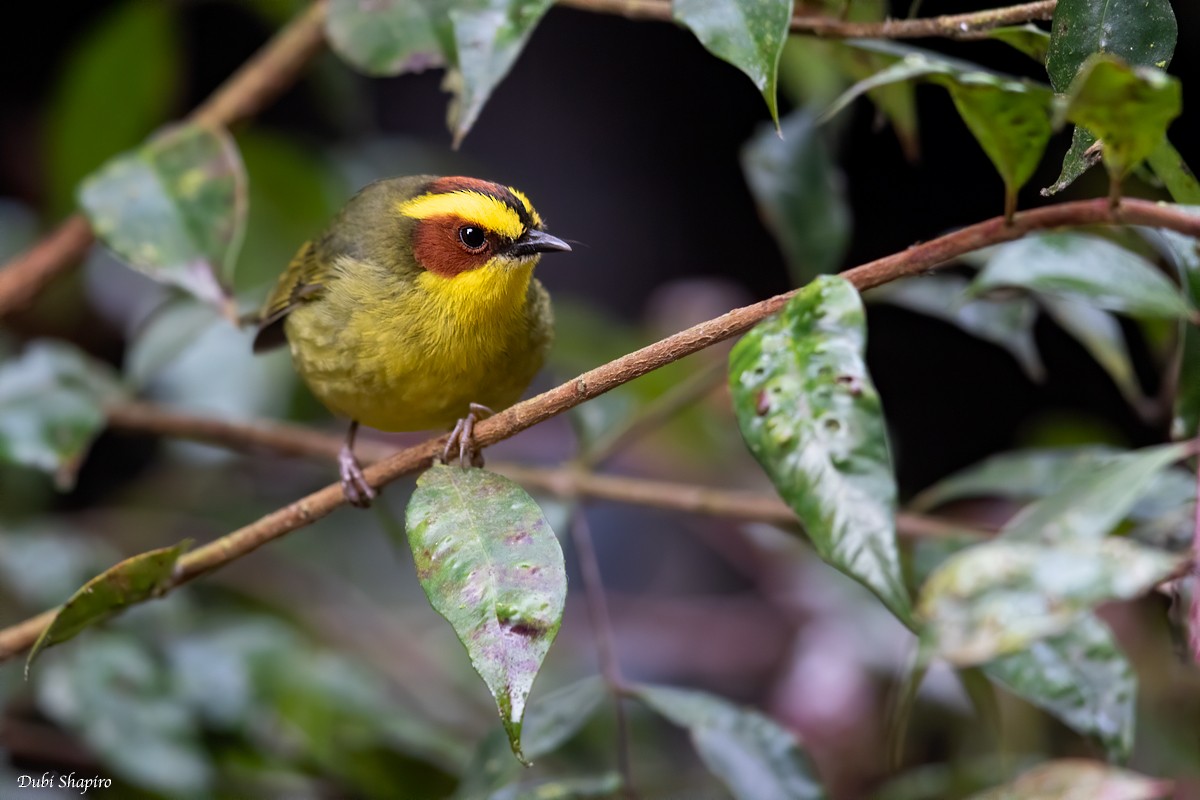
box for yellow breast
[284,255,553,432]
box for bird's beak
[507,229,572,257]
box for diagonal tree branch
[1,197,1198,662]
[0,1,329,318]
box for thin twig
[2,198,1199,662]
[0,1,329,318]
[556,0,1056,39]
[570,511,637,798]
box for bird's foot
[441,403,494,468]
[339,443,376,508]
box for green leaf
[325,0,447,76]
[1145,139,1200,204]
[969,232,1192,320]
[930,73,1053,218]
[79,123,247,311]
[633,684,826,800]
[741,109,851,286]
[730,276,910,622]
[0,340,124,489]
[674,0,792,126]
[45,0,180,216]
[406,465,567,763]
[999,442,1189,542]
[1062,56,1182,195]
[983,614,1135,761]
[26,540,191,676]
[1042,127,1102,198]
[485,773,622,800]
[1040,297,1148,416]
[917,538,1184,665]
[821,52,948,123]
[967,759,1172,799]
[1147,222,1200,439]
[986,24,1052,64]
[868,274,1044,381]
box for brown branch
[556,0,1056,39]
[2,197,1199,663]
[0,1,329,318]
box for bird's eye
[458,226,487,250]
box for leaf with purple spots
[406,465,567,764]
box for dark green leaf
[730,275,911,622]
[46,0,180,216]
[634,684,826,800]
[821,52,948,123]
[1062,56,1182,191]
[984,614,1135,761]
[448,0,555,146]
[0,340,124,489]
[674,0,792,126]
[520,676,608,759]
[1040,297,1148,415]
[1146,139,1200,204]
[969,232,1191,320]
[917,538,1183,665]
[967,760,1172,799]
[741,109,850,286]
[406,465,567,763]
[868,274,1044,381]
[325,0,447,76]
[999,442,1189,542]
[1043,0,1177,196]
[79,123,247,310]
[26,540,191,676]
[987,24,1051,64]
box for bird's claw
[339,444,376,508]
[441,403,493,468]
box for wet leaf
[1061,56,1182,194]
[984,614,1135,761]
[0,340,124,489]
[967,759,1172,799]
[999,442,1189,543]
[868,274,1043,381]
[326,0,447,76]
[46,0,180,216]
[917,538,1183,665]
[730,275,911,623]
[987,24,1051,64]
[674,0,792,126]
[79,123,247,310]
[741,109,850,286]
[26,540,191,676]
[448,0,554,146]
[1044,0,1177,196]
[969,232,1191,320]
[1040,297,1147,415]
[406,465,567,763]
[634,684,826,800]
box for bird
[252,175,571,507]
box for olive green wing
[252,240,330,353]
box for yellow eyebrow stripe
[397,191,526,239]
[508,187,543,228]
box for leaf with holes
[675,0,792,126]
[325,0,448,76]
[1043,0,1177,196]
[406,465,566,763]
[730,275,911,623]
[984,614,1136,761]
[26,540,192,676]
[634,684,826,800]
[918,538,1183,665]
[969,232,1192,320]
[968,760,1172,800]
[0,340,124,489]
[1061,56,1182,196]
[79,123,246,310]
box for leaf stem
[0,0,329,318]
[1,197,1198,663]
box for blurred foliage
[2,0,1200,797]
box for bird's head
[387,176,570,279]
